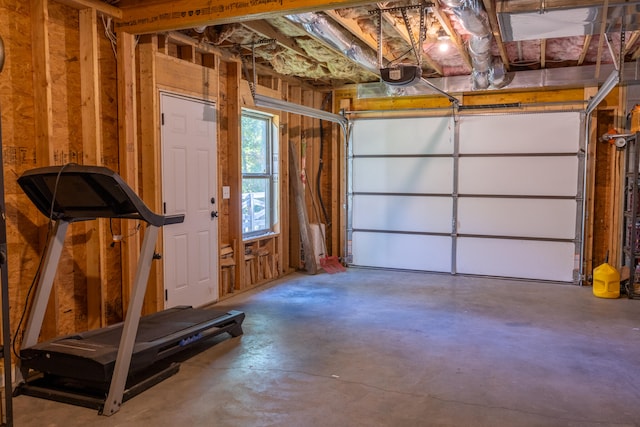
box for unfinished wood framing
[138,35,164,314]
[117,31,140,315]
[80,7,108,328]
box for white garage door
[349,111,584,282]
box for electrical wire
[12,163,73,360]
[102,14,117,58]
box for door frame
[159,90,219,308]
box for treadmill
[15,165,245,415]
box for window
[241,109,279,237]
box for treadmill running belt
[21,306,244,385]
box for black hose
[316,93,332,227]
[0,34,4,73]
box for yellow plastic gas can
[592,262,620,299]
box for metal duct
[285,12,380,75]
[441,0,505,89]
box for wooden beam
[116,32,140,315]
[117,0,376,34]
[138,35,163,314]
[497,0,616,14]
[242,20,309,58]
[240,21,334,78]
[226,61,244,290]
[80,8,108,329]
[54,0,122,18]
[166,30,238,61]
[30,0,56,339]
[324,10,395,63]
[578,34,592,65]
[594,0,610,79]
[540,39,546,68]
[430,4,473,70]
[624,31,640,56]
[31,0,54,166]
[481,0,511,71]
[584,86,598,281]
[380,11,443,76]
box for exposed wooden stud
[166,31,236,61]
[138,35,164,314]
[324,10,396,63]
[583,86,598,281]
[481,0,510,71]
[497,0,614,13]
[578,35,592,65]
[116,31,140,314]
[226,61,244,289]
[430,3,473,70]
[80,7,108,329]
[117,0,376,34]
[624,31,640,56]
[288,85,303,269]
[31,0,55,166]
[540,39,546,68]
[242,20,310,58]
[380,10,443,76]
[330,97,340,258]
[30,0,57,340]
[280,81,291,274]
[594,0,610,79]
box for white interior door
[161,93,218,308]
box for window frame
[241,108,279,239]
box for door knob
[211,211,218,218]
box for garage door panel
[458,156,578,196]
[353,195,452,233]
[457,238,575,282]
[459,112,580,154]
[352,232,451,272]
[353,157,453,194]
[457,198,577,239]
[353,117,453,155]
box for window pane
[242,178,271,234]
[241,115,268,174]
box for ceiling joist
[429,3,472,69]
[117,0,376,34]
[379,10,443,75]
[324,10,396,63]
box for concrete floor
[11,268,640,426]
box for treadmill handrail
[17,165,184,227]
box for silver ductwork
[285,12,380,75]
[441,0,506,89]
